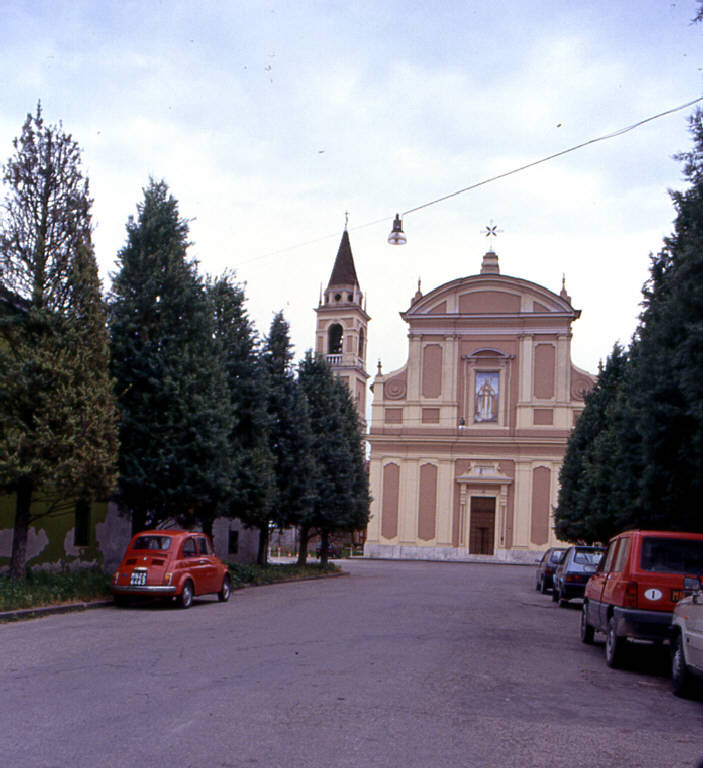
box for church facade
[364,249,595,563]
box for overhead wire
[241,96,703,265]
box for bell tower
[315,228,370,426]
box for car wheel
[551,586,559,603]
[580,603,595,644]
[178,580,194,609]
[672,633,694,698]
[558,593,568,608]
[218,574,231,603]
[540,577,548,594]
[605,617,625,668]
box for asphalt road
[1,559,702,768]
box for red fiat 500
[111,530,231,609]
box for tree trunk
[320,529,329,568]
[257,524,269,566]
[10,477,33,581]
[297,526,309,566]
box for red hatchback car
[111,530,231,609]
[581,529,703,667]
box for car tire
[178,580,194,609]
[605,616,625,668]
[672,633,694,698]
[580,604,595,644]
[558,593,568,608]
[540,577,548,594]
[551,586,559,603]
[218,574,231,603]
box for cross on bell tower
[314,225,370,426]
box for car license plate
[130,570,147,586]
[671,589,686,602]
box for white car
[671,576,703,697]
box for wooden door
[469,497,495,555]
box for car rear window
[549,550,566,564]
[132,535,172,551]
[640,537,703,574]
[573,550,603,565]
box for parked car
[111,530,231,609]
[671,575,703,697]
[580,529,703,668]
[552,546,605,607]
[316,541,341,558]
[535,547,566,593]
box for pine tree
[110,180,232,533]
[0,105,118,579]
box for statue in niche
[475,372,499,422]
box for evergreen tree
[0,105,118,579]
[110,180,232,534]
[616,109,703,532]
[262,312,314,549]
[557,109,703,539]
[298,352,370,565]
[555,344,628,542]
[207,272,274,563]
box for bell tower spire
[315,227,370,426]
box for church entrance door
[469,497,495,555]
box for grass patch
[0,567,112,612]
[229,561,341,589]
[0,562,342,613]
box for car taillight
[565,573,580,583]
[623,581,638,609]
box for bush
[228,561,340,589]
[0,567,112,611]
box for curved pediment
[403,272,577,320]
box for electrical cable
[242,96,703,264]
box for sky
[1,1,702,386]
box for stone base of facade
[363,542,541,565]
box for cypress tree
[262,312,314,550]
[298,352,369,566]
[207,272,274,563]
[110,180,231,533]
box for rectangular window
[612,538,630,572]
[73,499,90,547]
[640,537,703,573]
[474,371,499,423]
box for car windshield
[574,550,603,565]
[641,537,703,574]
[132,535,172,552]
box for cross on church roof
[482,220,504,249]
